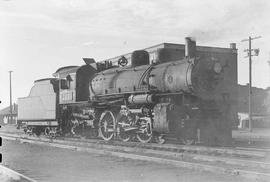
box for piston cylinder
[128,94,154,104]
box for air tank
[128,94,154,104]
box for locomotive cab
[54,59,97,104]
[54,66,79,104]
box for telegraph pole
[241,36,261,132]
[9,71,13,123]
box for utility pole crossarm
[251,36,262,40]
[241,36,262,42]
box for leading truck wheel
[98,110,116,141]
[177,112,197,145]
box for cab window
[60,79,68,89]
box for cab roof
[53,66,79,78]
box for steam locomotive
[17,37,238,145]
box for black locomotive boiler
[18,37,238,146]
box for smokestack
[185,37,196,58]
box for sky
[0,0,270,109]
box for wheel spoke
[98,110,116,141]
[117,114,131,142]
[136,117,152,143]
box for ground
[1,125,269,182]
[1,139,248,182]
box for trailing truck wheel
[99,110,116,141]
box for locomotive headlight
[213,62,222,74]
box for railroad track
[1,132,270,181]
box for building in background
[237,85,270,128]
[0,103,17,125]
